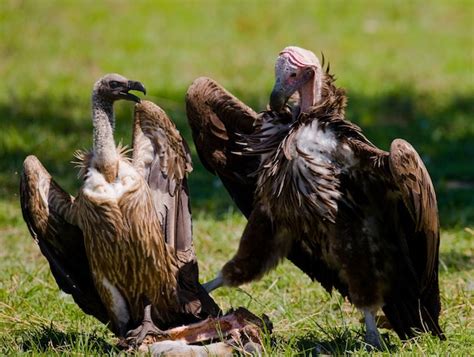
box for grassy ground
[1,0,473,355]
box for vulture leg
[202,271,223,293]
[126,304,169,346]
[363,309,383,350]
[208,205,290,289]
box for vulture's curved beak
[269,79,289,112]
[123,80,147,103]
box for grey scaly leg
[363,308,383,350]
[126,304,169,347]
[202,271,224,293]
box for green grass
[1,0,473,355]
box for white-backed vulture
[185,47,444,348]
[20,74,219,345]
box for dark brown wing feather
[185,77,260,216]
[132,100,219,319]
[385,138,443,338]
[20,155,108,324]
[389,139,439,285]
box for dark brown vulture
[186,47,443,348]
[20,74,219,345]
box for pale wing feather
[132,100,193,250]
[132,100,219,318]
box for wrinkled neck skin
[298,71,322,114]
[91,92,118,181]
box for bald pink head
[270,46,322,115]
[279,46,320,68]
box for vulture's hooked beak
[269,79,290,112]
[122,80,147,103]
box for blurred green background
[0,0,472,354]
[1,0,472,225]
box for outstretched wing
[185,77,261,216]
[132,100,219,319]
[20,155,108,324]
[133,100,193,250]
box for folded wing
[384,138,443,338]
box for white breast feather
[296,121,357,170]
[296,121,338,164]
[292,121,343,218]
[83,161,140,201]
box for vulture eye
[290,73,297,78]
[109,81,121,88]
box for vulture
[20,74,219,345]
[186,47,443,348]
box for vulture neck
[91,93,118,183]
[298,73,322,114]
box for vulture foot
[126,305,169,347]
[363,309,383,350]
[365,330,383,351]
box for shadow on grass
[280,329,397,355]
[14,324,116,354]
[1,87,473,226]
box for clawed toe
[125,303,170,347]
[126,320,169,347]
